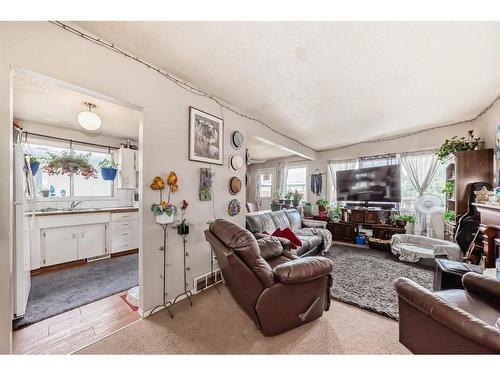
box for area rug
[324,244,434,320]
[14,253,138,329]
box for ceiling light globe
[77,111,101,130]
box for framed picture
[189,107,224,165]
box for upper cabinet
[116,147,138,189]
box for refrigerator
[13,142,35,318]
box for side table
[433,258,483,291]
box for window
[256,168,275,200]
[285,166,307,200]
[28,142,113,198]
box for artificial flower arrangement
[43,151,98,179]
[175,200,190,235]
[150,171,179,224]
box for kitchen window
[28,142,113,198]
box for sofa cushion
[272,228,302,249]
[269,210,291,229]
[246,213,276,234]
[257,236,283,260]
[284,209,302,231]
[294,235,322,256]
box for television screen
[336,165,401,203]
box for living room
[1,1,499,373]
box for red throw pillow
[271,228,302,249]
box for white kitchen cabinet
[110,212,138,253]
[78,224,107,259]
[42,226,78,266]
[116,148,137,189]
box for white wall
[0,21,314,353]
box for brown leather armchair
[395,273,500,354]
[205,219,333,336]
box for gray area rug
[324,244,434,320]
[14,253,138,329]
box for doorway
[11,68,143,354]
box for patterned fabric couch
[245,209,332,257]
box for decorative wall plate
[230,154,244,171]
[229,176,242,195]
[231,131,244,150]
[228,199,241,216]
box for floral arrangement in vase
[176,200,190,235]
[150,171,179,224]
[43,151,98,179]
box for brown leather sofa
[395,273,500,354]
[205,219,333,336]
[246,209,329,257]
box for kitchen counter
[27,207,139,216]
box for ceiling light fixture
[77,102,101,131]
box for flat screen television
[336,164,401,203]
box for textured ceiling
[14,73,141,140]
[75,22,500,150]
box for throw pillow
[272,228,302,249]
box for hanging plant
[43,151,98,179]
[98,157,118,181]
[436,131,482,162]
[29,155,42,176]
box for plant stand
[171,233,194,308]
[148,223,174,318]
[210,243,221,294]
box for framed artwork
[189,107,224,165]
[496,124,500,160]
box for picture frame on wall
[189,106,224,165]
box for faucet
[70,200,83,210]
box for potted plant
[302,202,313,217]
[442,181,455,198]
[436,130,482,162]
[98,157,118,181]
[177,200,190,235]
[271,191,282,211]
[444,210,456,223]
[43,151,98,179]
[316,197,330,213]
[29,155,41,176]
[150,171,179,225]
[41,187,50,198]
[328,204,342,222]
[292,190,303,206]
[390,214,416,228]
[284,191,293,205]
[151,201,177,224]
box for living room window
[285,166,307,200]
[28,142,113,199]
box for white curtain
[400,151,440,236]
[277,162,289,196]
[328,159,358,202]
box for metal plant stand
[172,232,194,307]
[210,245,220,293]
[149,223,173,318]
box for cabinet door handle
[122,233,129,236]
[72,233,76,239]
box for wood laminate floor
[13,292,140,354]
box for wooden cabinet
[43,227,78,266]
[327,222,356,243]
[350,210,365,223]
[78,224,107,259]
[116,148,137,189]
[364,211,380,224]
[372,225,405,240]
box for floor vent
[86,254,111,262]
[193,269,223,293]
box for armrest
[302,219,327,229]
[394,277,500,351]
[463,272,500,310]
[254,232,290,249]
[273,257,333,284]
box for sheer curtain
[277,162,289,196]
[400,151,440,236]
[328,159,358,202]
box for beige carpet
[77,285,410,354]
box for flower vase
[155,213,174,225]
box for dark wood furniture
[473,203,500,268]
[368,224,406,250]
[327,221,356,243]
[433,258,483,291]
[444,149,493,242]
[345,207,396,224]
